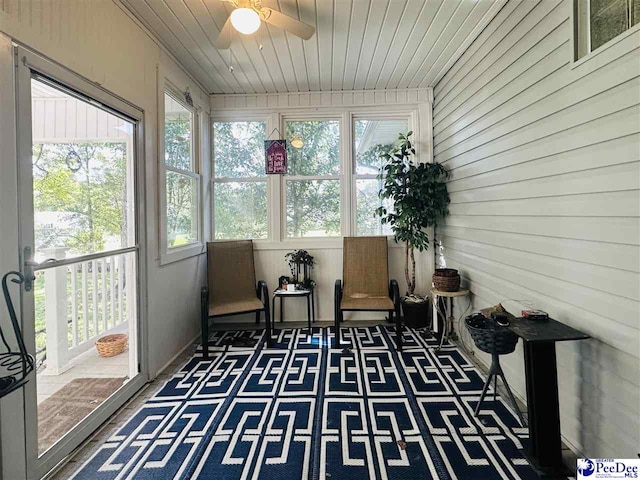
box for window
[210,111,416,242]
[284,120,341,238]
[164,92,200,251]
[213,121,268,239]
[353,118,409,236]
[576,0,640,59]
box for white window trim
[209,104,426,248]
[159,82,205,265]
[572,0,640,67]
[211,115,271,242]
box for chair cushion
[341,295,394,311]
[209,297,264,317]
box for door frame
[12,45,149,479]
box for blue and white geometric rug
[70,325,537,479]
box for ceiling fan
[215,0,315,49]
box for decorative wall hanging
[265,139,287,174]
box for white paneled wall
[213,245,430,325]
[433,0,640,458]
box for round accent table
[430,288,470,351]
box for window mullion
[269,112,282,242]
[342,110,352,237]
[166,165,200,179]
[213,176,266,183]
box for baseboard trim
[152,332,200,380]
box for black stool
[465,313,525,426]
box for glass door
[14,49,147,478]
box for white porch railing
[38,248,133,375]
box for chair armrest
[201,286,209,319]
[389,279,400,303]
[257,280,269,304]
[333,279,342,308]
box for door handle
[22,247,56,292]
[23,246,35,292]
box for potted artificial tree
[375,132,450,328]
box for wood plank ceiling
[121,0,505,94]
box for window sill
[572,23,640,70]
[251,236,404,251]
[159,242,206,265]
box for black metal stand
[524,341,563,475]
[0,272,35,398]
[505,316,589,479]
[475,352,526,426]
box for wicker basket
[465,315,517,355]
[433,268,458,277]
[433,268,460,292]
[96,333,128,358]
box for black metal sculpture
[0,271,35,398]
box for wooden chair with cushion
[334,236,402,350]
[200,240,271,359]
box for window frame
[573,0,640,65]
[281,114,344,240]
[351,112,415,237]
[211,114,272,242]
[208,106,421,249]
[159,84,204,265]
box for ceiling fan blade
[261,7,315,40]
[214,16,233,49]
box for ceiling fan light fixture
[230,7,261,35]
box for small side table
[431,288,470,351]
[506,316,589,477]
[272,288,315,331]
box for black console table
[507,316,590,477]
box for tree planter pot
[401,299,431,329]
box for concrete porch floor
[37,347,130,404]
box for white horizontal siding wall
[433,0,640,458]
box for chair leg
[201,315,209,360]
[255,310,261,324]
[396,309,402,351]
[334,309,341,349]
[202,320,209,359]
[265,305,272,348]
[201,288,209,360]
